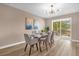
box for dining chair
[47,31,52,47]
[39,33,48,51]
[47,31,54,47]
[50,31,54,46]
[24,34,39,56]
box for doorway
[52,18,72,40]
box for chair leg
[32,44,34,49]
[39,41,42,52]
[49,43,51,48]
[45,40,48,51]
[43,41,45,45]
[51,39,54,46]
[24,44,28,52]
[36,43,38,51]
[29,45,32,56]
[53,39,54,44]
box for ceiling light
[48,4,61,17]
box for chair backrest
[47,31,52,42]
[24,34,30,43]
[50,31,54,41]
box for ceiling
[5,3,79,18]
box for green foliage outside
[41,26,49,33]
[53,21,70,36]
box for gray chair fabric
[50,31,54,43]
[47,31,52,42]
[47,31,54,47]
[24,34,39,55]
[24,34,38,45]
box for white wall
[34,18,45,31]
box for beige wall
[45,12,79,41]
[34,18,45,30]
[0,4,45,48]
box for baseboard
[0,41,25,49]
[71,40,79,42]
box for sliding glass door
[61,20,71,36]
[52,18,71,39]
[53,21,60,36]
